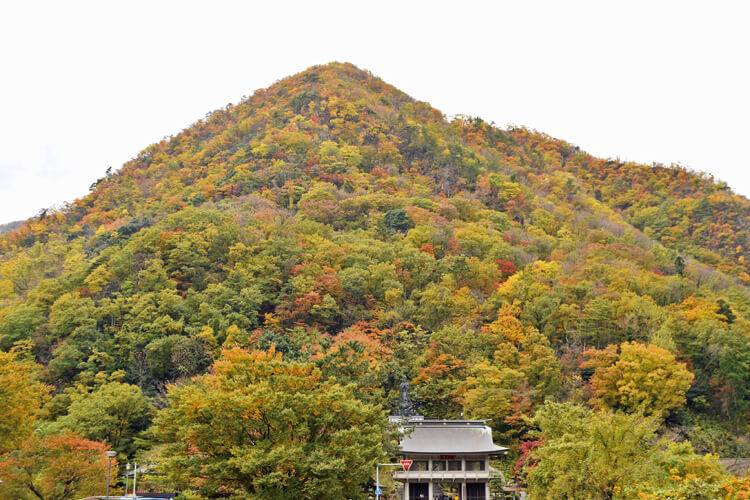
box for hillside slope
[0,62,748,458]
[4,63,748,280]
[0,220,24,235]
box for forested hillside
[1,62,748,499]
[0,220,24,235]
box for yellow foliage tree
[0,349,51,453]
[584,342,693,416]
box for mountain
[0,220,24,235]
[1,62,748,462]
[6,63,749,280]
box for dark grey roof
[399,420,508,455]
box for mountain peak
[244,61,419,119]
[3,63,748,283]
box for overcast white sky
[1,1,749,223]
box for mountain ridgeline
[0,62,748,498]
[0,220,24,235]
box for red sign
[401,460,413,471]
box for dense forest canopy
[0,62,748,499]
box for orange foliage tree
[0,431,112,500]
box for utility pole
[376,462,411,500]
[375,464,387,500]
[105,451,117,498]
[132,462,137,497]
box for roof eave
[400,447,509,455]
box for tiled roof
[399,420,508,455]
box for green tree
[580,297,620,346]
[675,255,686,277]
[715,298,735,324]
[47,292,96,341]
[48,380,152,455]
[152,348,391,499]
[525,402,726,500]
[0,304,45,350]
[383,208,414,233]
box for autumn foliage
[0,62,748,497]
[584,342,694,415]
[0,431,111,500]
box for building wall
[395,454,490,500]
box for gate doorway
[409,483,429,500]
[466,483,486,500]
